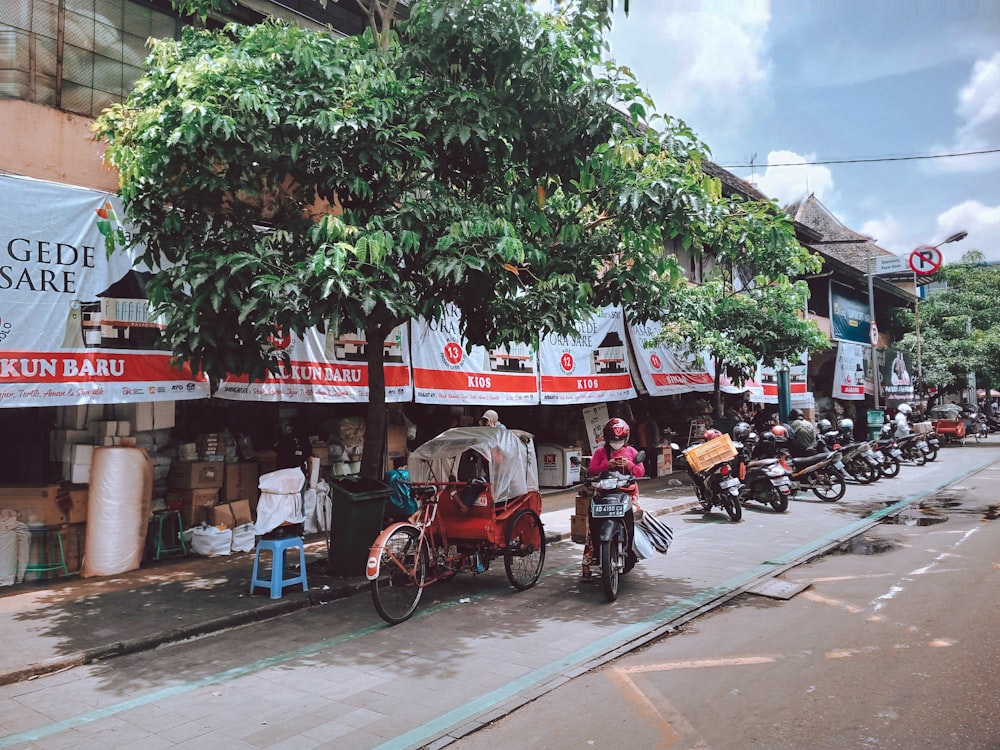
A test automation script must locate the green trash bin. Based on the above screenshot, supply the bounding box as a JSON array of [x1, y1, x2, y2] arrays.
[[867, 409, 885, 442], [328, 476, 391, 577]]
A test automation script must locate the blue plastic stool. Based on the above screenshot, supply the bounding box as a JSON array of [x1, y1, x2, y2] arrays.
[[250, 537, 308, 599]]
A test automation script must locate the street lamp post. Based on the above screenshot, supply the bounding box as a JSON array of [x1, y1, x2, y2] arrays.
[[914, 231, 967, 407]]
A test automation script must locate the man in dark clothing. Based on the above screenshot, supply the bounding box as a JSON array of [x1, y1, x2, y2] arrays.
[[275, 418, 313, 475], [787, 408, 818, 457]]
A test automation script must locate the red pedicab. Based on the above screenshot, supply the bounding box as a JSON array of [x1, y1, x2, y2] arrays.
[[365, 426, 546, 624], [929, 403, 966, 446]]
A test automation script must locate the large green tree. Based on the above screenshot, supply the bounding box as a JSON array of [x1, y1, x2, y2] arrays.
[[893, 250, 1000, 403], [95, 0, 803, 477], [651, 207, 828, 416]]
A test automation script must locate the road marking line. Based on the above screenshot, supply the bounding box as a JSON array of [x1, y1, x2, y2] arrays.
[[605, 667, 680, 747], [802, 590, 864, 614], [619, 655, 776, 674]]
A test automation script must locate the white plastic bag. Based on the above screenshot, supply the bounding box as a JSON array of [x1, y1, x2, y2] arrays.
[[191, 526, 233, 557], [231, 523, 256, 553], [632, 524, 655, 560], [255, 468, 306, 535]]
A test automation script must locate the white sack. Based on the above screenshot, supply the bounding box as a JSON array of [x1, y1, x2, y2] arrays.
[[231, 523, 256, 553], [0, 509, 30, 586], [191, 525, 233, 557], [82, 446, 152, 577], [255, 468, 306, 535]]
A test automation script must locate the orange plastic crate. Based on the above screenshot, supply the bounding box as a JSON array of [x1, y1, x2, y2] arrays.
[[684, 434, 737, 473]]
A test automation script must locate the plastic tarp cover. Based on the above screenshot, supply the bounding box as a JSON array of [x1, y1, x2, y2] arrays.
[[255, 468, 306, 535], [407, 427, 539, 504], [0, 509, 30, 586], [82, 447, 153, 577]]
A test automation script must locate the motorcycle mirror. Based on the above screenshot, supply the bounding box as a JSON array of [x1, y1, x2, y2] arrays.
[[634, 450, 646, 464]]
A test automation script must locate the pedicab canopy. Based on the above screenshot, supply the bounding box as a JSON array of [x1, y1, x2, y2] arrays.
[[407, 427, 539, 504]]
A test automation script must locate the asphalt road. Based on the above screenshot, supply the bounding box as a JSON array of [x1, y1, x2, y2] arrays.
[[0, 443, 996, 750]]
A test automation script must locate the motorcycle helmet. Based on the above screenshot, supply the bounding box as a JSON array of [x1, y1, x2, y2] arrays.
[[732, 422, 751, 441], [898, 403, 912, 415], [817, 418, 832, 433], [703, 428, 723, 441], [770, 424, 788, 439], [789, 408, 805, 421], [838, 418, 854, 433], [603, 418, 630, 449]]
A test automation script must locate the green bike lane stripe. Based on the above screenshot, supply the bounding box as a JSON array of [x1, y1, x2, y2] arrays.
[[1, 460, 990, 749]]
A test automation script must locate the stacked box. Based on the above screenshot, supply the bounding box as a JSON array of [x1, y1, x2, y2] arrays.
[[570, 514, 588, 544], [0, 486, 66, 526], [167, 461, 224, 489], [221, 462, 259, 503]]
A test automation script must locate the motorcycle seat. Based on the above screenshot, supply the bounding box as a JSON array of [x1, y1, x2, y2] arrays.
[[747, 458, 778, 469], [790, 452, 832, 469]]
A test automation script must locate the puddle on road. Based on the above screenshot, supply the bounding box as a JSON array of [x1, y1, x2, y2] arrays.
[[836, 535, 898, 555]]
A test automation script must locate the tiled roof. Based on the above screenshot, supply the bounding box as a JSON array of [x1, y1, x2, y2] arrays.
[[785, 193, 896, 272]]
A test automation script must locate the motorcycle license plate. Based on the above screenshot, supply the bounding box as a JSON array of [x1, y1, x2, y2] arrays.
[[591, 503, 626, 517], [835, 461, 846, 471], [890, 449, 903, 458], [772, 477, 791, 488], [719, 478, 740, 489], [917, 440, 927, 450]]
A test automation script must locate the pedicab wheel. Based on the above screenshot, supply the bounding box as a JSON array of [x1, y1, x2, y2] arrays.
[[504, 508, 546, 591], [371, 526, 428, 625], [880, 456, 901, 478], [599, 533, 623, 602], [812, 469, 846, 502], [723, 494, 743, 522]]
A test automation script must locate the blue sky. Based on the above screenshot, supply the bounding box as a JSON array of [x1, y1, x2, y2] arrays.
[[600, 0, 1000, 263]]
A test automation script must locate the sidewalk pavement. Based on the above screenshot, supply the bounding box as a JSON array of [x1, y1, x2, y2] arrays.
[[0, 474, 696, 687]]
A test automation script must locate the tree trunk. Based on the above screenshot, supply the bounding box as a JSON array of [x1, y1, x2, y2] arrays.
[[712, 360, 723, 418], [360, 321, 390, 481]]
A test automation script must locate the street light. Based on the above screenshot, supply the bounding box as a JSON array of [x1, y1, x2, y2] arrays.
[[914, 230, 968, 407]]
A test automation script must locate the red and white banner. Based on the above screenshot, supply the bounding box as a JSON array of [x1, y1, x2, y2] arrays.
[[538, 306, 636, 404], [833, 342, 867, 401], [214, 325, 412, 403], [0, 174, 209, 407], [626, 320, 714, 396], [410, 305, 538, 405]]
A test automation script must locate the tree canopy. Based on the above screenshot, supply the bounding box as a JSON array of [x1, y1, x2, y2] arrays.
[[95, 0, 818, 476], [893, 250, 1000, 401]]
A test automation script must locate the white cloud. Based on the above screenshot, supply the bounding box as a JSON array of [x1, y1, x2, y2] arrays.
[[933, 51, 1000, 173], [752, 150, 835, 207], [606, 2, 772, 138], [936, 201, 1000, 263], [859, 214, 908, 255]]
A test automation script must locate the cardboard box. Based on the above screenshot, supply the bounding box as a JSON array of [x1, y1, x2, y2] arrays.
[[0, 485, 66, 526], [153, 400, 175, 430], [655, 447, 673, 477], [574, 494, 590, 516], [570, 514, 589, 544], [168, 461, 224, 489], [66, 486, 89, 524], [166, 488, 220, 527], [62, 522, 86, 573], [386, 425, 407, 458], [208, 499, 253, 528], [221, 462, 259, 503]]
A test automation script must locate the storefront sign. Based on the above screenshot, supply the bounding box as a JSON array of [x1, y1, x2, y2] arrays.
[[409, 305, 538, 405], [215, 324, 412, 403], [743, 357, 809, 403], [830, 283, 872, 345], [0, 174, 209, 407], [537, 307, 636, 405]]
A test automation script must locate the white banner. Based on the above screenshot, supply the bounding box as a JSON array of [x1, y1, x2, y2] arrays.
[[833, 342, 867, 401], [0, 174, 209, 407], [214, 324, 412, 403], [538, 306, 636, 405], [627, 320, 715, 396], [410, 305, 538, 405]]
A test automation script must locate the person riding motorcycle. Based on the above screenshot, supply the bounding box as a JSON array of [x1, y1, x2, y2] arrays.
[[583, 418, 645, 580], [893, 403, 912, 439]]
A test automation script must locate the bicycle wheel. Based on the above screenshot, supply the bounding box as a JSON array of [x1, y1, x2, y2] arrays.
[[504, 508, 546, 591], [371, 526, 428, 625]]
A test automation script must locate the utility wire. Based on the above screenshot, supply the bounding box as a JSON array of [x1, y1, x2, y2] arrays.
[[718, 147, 1000, 169]]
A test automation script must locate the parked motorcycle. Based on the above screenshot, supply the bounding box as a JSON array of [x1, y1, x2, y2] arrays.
[[894, 430, 931, 466], [585, 450, 645, 602], [731, 425, 791, 513], [768, 429, 846, 502], [870, 433, 903, 478], [680, 434, 743, 522], [818, 431, 879, 484]]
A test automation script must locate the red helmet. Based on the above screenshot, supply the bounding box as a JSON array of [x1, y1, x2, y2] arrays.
[[770, 425, 788, 439], [603, 418, 631, 445], [703, 429, 723, 441]]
